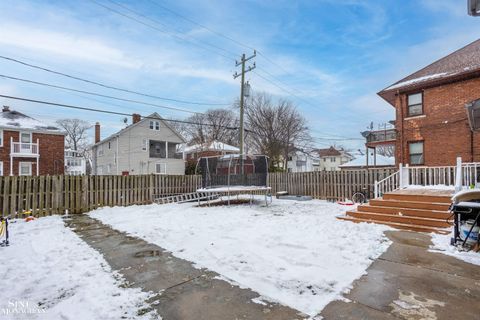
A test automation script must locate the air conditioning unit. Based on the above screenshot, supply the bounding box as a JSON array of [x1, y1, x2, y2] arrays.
[[468, 0, 480, 16], [466, 99, 480, 130]]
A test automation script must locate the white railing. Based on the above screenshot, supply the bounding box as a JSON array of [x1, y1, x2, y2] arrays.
[[11, 141, 39, 155], [374, 170, 399, 198], [460, 162, 480, 189], [407, 165, 457, 187]]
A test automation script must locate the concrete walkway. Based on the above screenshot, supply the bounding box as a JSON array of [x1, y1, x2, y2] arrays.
[[320, 231, 480, 320], [65, 215, 307, 320]]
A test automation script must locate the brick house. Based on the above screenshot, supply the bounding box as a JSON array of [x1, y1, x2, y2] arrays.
[[0, 106, 65, 176], [378, 39, 480, 166]]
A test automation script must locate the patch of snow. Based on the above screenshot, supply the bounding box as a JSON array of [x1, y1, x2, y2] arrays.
[[183, 140, 239, 154], [90, 199, 391, 316], [406, 185, 455, 191], [197, 186, 270, 192], [0, 216, 157, 319], [386, 72, 449, 90], [339, 154, 394, 168], [430, 232, 480, 266]]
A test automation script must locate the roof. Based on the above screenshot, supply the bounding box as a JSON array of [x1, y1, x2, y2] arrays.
[[378, 39, 480, 106], [339, 153, 395, 168], [92, 112, 186, 147], [0, 107, 63, 133], [316, 146, 342, 157], [183, 141, 239, 154]]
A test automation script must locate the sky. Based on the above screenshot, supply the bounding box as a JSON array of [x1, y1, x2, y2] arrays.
[[0, 0, 479, 152]]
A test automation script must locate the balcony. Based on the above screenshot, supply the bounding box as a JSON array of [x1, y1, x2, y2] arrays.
[[10, 140, 39, 157]]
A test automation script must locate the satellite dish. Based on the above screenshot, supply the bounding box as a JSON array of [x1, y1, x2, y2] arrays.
[[468, 0, 480, 16], [123, 117, 128, 124]]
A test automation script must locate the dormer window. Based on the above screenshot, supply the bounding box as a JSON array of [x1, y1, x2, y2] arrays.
[[407, 92, 423, 117]]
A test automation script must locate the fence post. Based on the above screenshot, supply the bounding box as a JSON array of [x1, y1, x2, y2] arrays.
[[455, 157, 462, 193]]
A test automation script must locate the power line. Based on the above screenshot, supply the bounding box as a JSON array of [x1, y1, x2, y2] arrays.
[[90, 0, 235, 61], [0, 55, 229, 106], [0, 94, 239, 130], [0, 74, 203, 114]]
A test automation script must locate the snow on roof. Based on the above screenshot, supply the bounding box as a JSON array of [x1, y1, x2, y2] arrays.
[[385, 72, 449, 90], [339, 153, 394, 168], [0, 107, 62, 133], [183, 141, 239, 153]]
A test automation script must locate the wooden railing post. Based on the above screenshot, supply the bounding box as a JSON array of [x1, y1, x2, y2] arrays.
[[455, 157, 463, 193]]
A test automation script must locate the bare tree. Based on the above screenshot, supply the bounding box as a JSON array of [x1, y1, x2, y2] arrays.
[[376, 144, 395, 157], [180, 108, 238, 146], [245, 92, 311, 170], [56, 119, 92, 151]]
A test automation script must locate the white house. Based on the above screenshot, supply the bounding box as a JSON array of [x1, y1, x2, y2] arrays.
[[64, 149, 86, 175], [316, 146, 354, 171], [91, 113, 186, 175], [287, 150, 320, 173]]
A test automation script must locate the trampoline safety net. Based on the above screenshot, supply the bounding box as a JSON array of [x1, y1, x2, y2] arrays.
[[196, 154, 269, 189]]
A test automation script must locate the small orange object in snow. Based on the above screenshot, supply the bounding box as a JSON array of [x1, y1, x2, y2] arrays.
[[25, 216, 35, 222]]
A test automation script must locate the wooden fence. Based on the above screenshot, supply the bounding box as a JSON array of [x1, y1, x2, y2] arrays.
[[268, 168, 396, 201], [0, 174, 201, 217], [0, 168, 395, 217]]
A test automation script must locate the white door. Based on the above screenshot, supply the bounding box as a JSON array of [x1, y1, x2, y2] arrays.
[[20, 132, 32, 153]]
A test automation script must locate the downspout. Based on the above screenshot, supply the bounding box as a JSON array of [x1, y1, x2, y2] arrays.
[[116, 135, 120, 175], [471, 128, 474, 162], [397, 90, 404, 166]]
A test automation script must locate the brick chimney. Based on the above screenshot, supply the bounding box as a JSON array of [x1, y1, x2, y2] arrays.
[[132, 113, 141, 124], [95, 122, 101, 143], [2, 106, 10, 112]]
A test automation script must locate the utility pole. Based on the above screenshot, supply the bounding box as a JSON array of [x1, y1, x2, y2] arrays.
[[233, 51, 256, 158]]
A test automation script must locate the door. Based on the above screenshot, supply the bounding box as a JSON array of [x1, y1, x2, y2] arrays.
[[20, 132, 32, 153]]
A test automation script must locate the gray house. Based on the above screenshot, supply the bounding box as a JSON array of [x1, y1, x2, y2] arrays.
[[91, 113, 185, 175]]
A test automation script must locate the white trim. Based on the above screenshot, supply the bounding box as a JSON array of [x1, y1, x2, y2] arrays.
[[0, 161, 3, 176], [20, 131, 32, 143], [404, 115, 426, 121], [0, 129, 3, 147], [19, 161, 32, 176], [155, 162, 167, 174]]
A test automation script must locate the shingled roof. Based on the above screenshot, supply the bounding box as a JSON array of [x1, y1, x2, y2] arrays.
[[316, 146, 341, 157], [378, 39, 480, 106]]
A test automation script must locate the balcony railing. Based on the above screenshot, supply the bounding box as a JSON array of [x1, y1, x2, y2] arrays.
[[11, 141, 39, 156]]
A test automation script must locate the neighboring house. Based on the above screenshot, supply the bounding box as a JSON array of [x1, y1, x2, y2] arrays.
[[339, 152, 395, 170], [315, 146, 354, 171], [0, 106, 65, 176], [91, 113, 186, 175], [64, 149, 86, 175], [286, 150, 320, 173], [183, 141, 239, 162], [378, 39, 480, 166]]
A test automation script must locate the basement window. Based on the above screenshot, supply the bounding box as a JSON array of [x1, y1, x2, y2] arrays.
[[407, 92, 423, 117], [409, 141, 424, 165]]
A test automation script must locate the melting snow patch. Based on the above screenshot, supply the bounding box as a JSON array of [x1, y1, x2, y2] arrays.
[[430, 232, 480, 266], [90, 199, 391, 316]]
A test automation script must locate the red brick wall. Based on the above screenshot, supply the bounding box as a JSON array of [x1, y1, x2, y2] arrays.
[[395, 77, 480, 166], [0, 130, 65, 176]]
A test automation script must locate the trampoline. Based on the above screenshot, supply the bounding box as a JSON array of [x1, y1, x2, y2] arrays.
[[196, 154, 271, 205]]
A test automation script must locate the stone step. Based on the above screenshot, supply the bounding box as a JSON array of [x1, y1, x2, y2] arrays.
[[358, 204, 451, 220], [338, 215, 451, 234], [383, 193, 452, 204], [369, 199, 450, 211], [346, 211, 452, 228]]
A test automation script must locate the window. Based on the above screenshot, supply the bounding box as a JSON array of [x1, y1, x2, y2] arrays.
[[407, 92, 423, 116], [0, 161, 3, 176], [19, 162, 32, 176], [155, 163, 166, 174], [149, 121, 160, 130], [409, 141, 424, 165], [97, 145, 104, 157], [149, 140, 166, 158], [142, 139, 148, 151], [323, 158, 326, 162], [167, 142, 182, 159], [20, 132, 31, 143], [108, 141, 111, 149], [330, 157, 336, 162]]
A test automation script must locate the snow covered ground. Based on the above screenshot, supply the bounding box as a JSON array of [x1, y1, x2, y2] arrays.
[[90, 199, 391, 316], [430, 232, 480, 266], [0, 216, 157, 320]]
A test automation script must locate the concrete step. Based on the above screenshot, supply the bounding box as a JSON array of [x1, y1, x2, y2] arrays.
[[338, 215, 451, 234], [369, 199, 450, 211], [346, 211, 452, 228], [358, 204, 451, 220], [383, 193, 452, 204]]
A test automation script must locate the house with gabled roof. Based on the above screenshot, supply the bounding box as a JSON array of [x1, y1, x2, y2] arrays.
[[378, 39, 480, 166], [0, 106, 65, 176], [315, 146, 353, 171], [91, 113, 186, 175]]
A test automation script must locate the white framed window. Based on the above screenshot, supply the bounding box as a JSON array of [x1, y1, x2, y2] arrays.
[[407, 92, 423, 117], [19, 162, 32, 176], [142, 139, 148, 151], [20, 131, 32, 143], [0, 161, 3, 176], [149, 121, 160, 131], [0, 130, 3, 147], [155, 163, 166, 174]]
